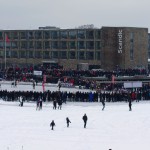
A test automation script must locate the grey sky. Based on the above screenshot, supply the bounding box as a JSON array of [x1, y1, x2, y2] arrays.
[[0, 0, 150, 30]]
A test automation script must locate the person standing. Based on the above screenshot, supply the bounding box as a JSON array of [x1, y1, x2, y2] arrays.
[[101, 98, 105, 111], [53, 99, 57, 109], [128, 92, 132, 111], [66, 117, 71, 127], [19, 96, 23, 107], [82, 114, 88, 128], [39, 98, 43, 110], [50, 120, 55, 130]]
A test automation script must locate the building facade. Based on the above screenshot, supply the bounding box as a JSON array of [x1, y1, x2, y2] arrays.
[[0, 26, 148, 70]]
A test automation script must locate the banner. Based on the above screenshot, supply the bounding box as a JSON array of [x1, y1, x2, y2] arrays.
[[124, 82, 142, 88], [33, 71, 42, 76], [61, 82, 74, 88]]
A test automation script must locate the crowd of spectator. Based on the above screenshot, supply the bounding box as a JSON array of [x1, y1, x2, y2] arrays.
[[0, 65, 148, 92], [1, 84, 150, 103]]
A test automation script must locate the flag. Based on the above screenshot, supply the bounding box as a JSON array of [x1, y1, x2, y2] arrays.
[[42, 81, 45, 92], [5, 34, 10, 43], [112, 75, 115, 84]]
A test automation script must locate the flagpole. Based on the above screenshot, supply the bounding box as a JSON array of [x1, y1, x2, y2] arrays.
[[4, 33, 6, 70]]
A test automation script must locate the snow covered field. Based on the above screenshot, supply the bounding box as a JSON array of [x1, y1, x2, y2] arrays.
[[0, 83, 150, 150]]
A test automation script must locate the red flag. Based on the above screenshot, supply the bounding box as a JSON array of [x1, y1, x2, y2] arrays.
[[112, 75, 115, 84], [5, 34, 10, 43]]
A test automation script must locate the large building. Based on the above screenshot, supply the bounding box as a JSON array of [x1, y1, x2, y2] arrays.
[[0, 26, 148, 70]]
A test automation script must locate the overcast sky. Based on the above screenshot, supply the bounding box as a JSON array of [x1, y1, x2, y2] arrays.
[[0, 0, 150, 30]]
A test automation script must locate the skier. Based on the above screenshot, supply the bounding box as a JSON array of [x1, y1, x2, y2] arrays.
[[50, 120, 55, 130], [66, 117, 71, 127], [82, 114, 88, 128]]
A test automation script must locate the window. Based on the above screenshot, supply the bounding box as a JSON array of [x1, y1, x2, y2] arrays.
[[130, 38, 134, 60], [86, 51, 94, 60], [96, 52, 101, 60], [6, 50, 11, 58], [69, 31, 76, 39], [44, 31, 50, 39], [35, 31, 42, 39], [69, 41, 76, 49], [78, 51, 85, 60], [43, 51, 50, 59], [11, 51, 18, 58], [0, 50, 3, 58], [35, 51, 42, 58], [69, 51, 76, 59], [44, 41, 50, 49], [78, 30, 85, 39], [60, 51, 67, 59], [148, 51, 150, 59], [0, 32, 3, 40], [11, 32, 18, 40], [86, 30, 94, 39], [130, 49, 134, 60], [60, 31, 68, 39], [29, 41, 34, 49], [28, 31, 34, 39], [95, 41, 101, 49], [51, 41, 59, 49], [86, 41, 94, 49], [95, 30, 101, 39], [78, 41, 85, 49], [20, 32, 26, 39], [52, 51, 59, 59], [0, 41, 4, 48], [20, 51, 26, 58], [11, 41, 18, 49], [29, 51, 34, 58], [60, 41, 67, 49], [51, 31, 59, 39], [21, 41, 27, 49], [35, 41, 42, 49]]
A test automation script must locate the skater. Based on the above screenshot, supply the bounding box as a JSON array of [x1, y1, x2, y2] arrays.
[[53, 99, 57, 109], [66, 117, 71, 127], [19, 96, 23, 107], [101, 98, 105, 111], [36, 99, 40, 110], [82, 114, 88, 128], [33, 80, 35, 89], [14, 80, 17, 87], [50, 120, 55, 130], [58, 99, 62, 110], [128, 92, 132, 111], [58, 79, 61, 91], [39, 98, 43, 110]]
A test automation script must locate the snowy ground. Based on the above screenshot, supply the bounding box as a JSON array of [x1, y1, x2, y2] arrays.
[[0, 83, 150, 150]]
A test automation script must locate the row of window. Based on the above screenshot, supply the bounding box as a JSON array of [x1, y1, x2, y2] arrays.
[[0, 30, 101, 40], [0, 41, 101, 50], [0, 50, 101, 60]]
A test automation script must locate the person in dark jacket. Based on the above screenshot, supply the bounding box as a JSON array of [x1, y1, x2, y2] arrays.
[[128, 92, 132, 111], [53, 99, 57, 109], [82, 114, 88, 128], [66, 117, 71, 127], [50, 120, 55, 130], [101, 98, 105, 111]]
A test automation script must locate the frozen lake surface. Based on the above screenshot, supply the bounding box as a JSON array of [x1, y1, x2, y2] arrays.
[[0, 83, 150, 150]]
